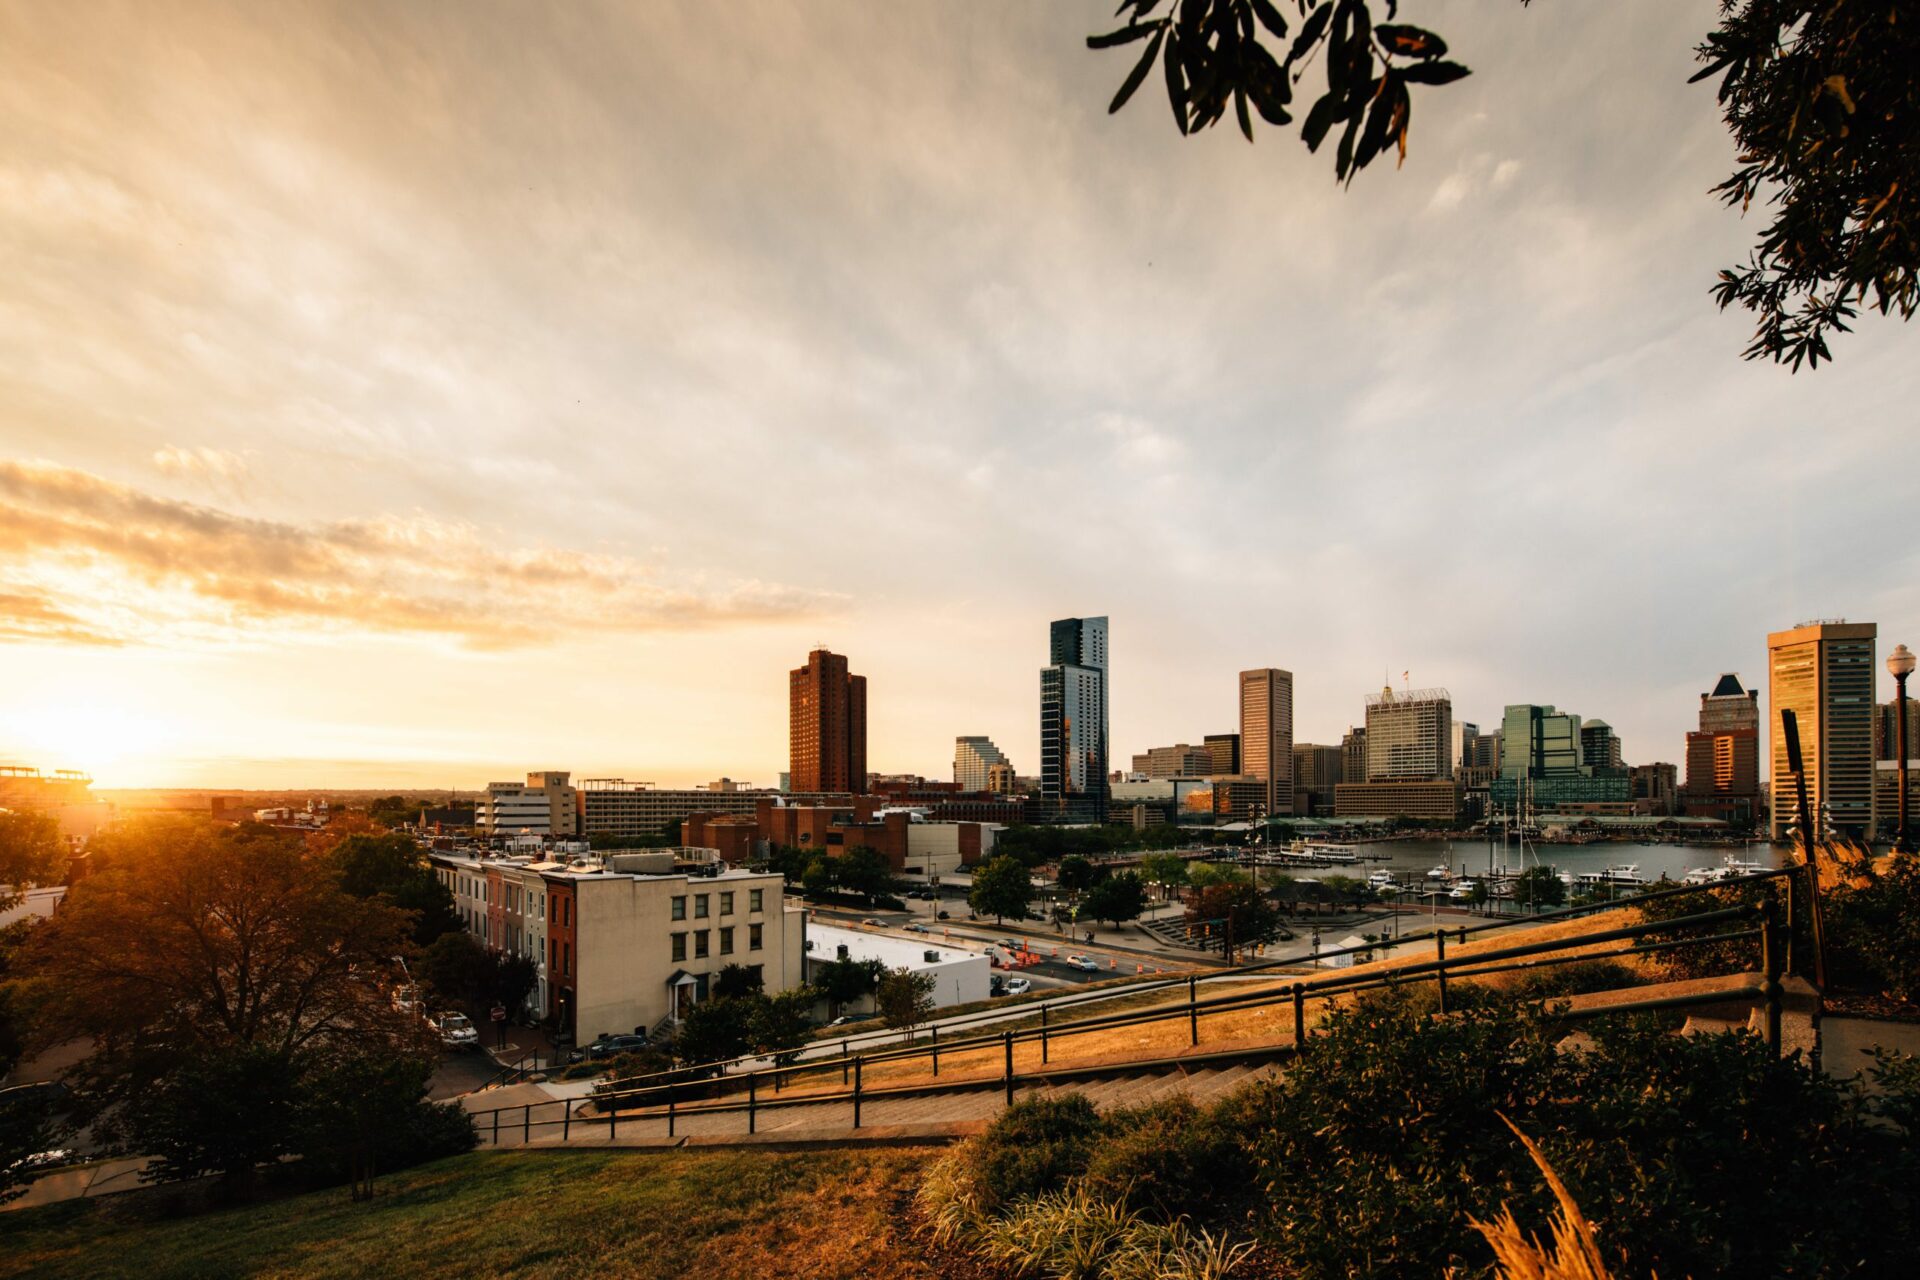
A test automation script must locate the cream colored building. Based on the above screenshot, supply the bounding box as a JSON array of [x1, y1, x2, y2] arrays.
[[477, 771, 579, 837]]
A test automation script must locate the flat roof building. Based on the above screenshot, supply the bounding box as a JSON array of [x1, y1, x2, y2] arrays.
[[1769, 620, 1877, 839]]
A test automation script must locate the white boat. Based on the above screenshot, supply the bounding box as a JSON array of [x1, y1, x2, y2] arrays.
[[1684, 851, 1768, 884], [1449, 880, 1482, 902], [1425, 863, 1455, 882], [1367, 870, 1397, 889], [1575, 864, 1646, 889]]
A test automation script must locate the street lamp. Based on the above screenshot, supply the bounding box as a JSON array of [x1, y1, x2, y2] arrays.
[[1890, 643, 1916, 853]]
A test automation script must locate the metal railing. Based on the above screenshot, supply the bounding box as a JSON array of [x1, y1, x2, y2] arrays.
[[467, 867, 1800, 1147]]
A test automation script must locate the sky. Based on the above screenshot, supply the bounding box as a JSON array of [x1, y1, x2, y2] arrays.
[[3, 1, 1917, 790]]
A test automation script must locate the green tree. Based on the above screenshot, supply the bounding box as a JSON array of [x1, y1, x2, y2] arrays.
[[1512, 866, 1565, 912], [1089, 0, 1920, 369], [1082, 871, 1150, 927], [969, 855, 1034, 924], [875, 967, 937, 1033], [801, 856, 835, 896], [837, 845, 897, 905], [419, 930, 491, 1008], [1139, 852, 1190, 899], [812, 956, 884, 1017], [712, 962, 765, 1000], [0, 810, 64, 911], [1188, 861, 1250, 890], [1185, 881, 1281, 963], [746, 988, 817, 1065], [1057, 854, 1097, 893], [324, 831, 462, 946], [293, 1045, 472, 1202], [673, 997, 753, 1065]]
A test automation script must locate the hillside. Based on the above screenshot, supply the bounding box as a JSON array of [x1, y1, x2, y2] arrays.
[[0, 1147, 954, 1280]]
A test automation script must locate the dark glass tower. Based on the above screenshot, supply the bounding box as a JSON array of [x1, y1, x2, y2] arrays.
[[1041, 616, 1108, 823]]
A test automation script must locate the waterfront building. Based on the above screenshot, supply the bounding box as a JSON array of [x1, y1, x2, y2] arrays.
[[1291, 743, 1344, 816], [1580, 721, 1625, 773], [1630, 762, 1678, 815], [791, 648, 867, 794], [1341, 726, 1368, 785], [1768, 620, 1877, 839], [953, 735, 1010, 791], [1365, 686, 1452, 781], [1493, 705, 1631, 812], [1203, 732, 1241, 775], [1041, 617, 1109, 822], [1333, 779, 1462, 821], [1130, 743, 1215, 779], [1240, 667, 1295, 816], [1682, 674, 1761, 827]]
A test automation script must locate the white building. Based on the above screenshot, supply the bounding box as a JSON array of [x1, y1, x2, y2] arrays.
[[1366, 686, 1453, 782], [954, 736, 1011, 791], [477, 771, 579, 837], [804, 921, 992, 1011]]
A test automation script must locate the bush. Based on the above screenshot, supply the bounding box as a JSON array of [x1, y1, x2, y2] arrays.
[[964, 1093, 1103, 1214], [1078, 1095, 1252, 1223], [1505, 959, 1647, 1002], [1825, 850, 1920, 1001]]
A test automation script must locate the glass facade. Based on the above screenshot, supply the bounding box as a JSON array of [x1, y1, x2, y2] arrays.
[[1041, 616, 1108, 822]]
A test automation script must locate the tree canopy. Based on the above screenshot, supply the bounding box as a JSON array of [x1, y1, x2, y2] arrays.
[[1090, 0, 1919, 369], [970, 855, 1035, 924]]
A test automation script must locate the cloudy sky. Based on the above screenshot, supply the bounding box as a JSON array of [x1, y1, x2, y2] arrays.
[[3, 1, 1916, 789]]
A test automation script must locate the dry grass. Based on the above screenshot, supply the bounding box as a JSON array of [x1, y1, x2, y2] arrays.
[[1470, 1115, 1622, 1280]]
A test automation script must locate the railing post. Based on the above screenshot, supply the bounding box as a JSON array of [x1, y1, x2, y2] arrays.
[[1762, 902, 1783, 1056], [853, 1057, 863, 1129], [563, 1099, 571, 1142], [668, 1091, 675, 1138], [748, 1071, 757, 1134], [1435, 929, 1449, 1015], [1041, 1004, 1050, 1064], [842, 1039, 850, 1085], [610, 1102, 617, 1141], [931, 1024, 939, 1077], [1188, 975, 1199, 1046], [524, 1104, 530, 1144], [1003, 1030, 1015, 1107], [1292, 983, 1306, 1052], [1782, 873, 1797, 978]]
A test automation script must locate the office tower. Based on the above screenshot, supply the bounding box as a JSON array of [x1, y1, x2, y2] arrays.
[[1130, 743, 1214, 778], [1203, 732, 1241, 775], [953, 736, 1009, 791], [1875, 700, 1920, 761], [986, 762, 1018, 795], [790, 648, 867, 794], [1768, 620, 1877, 839], [1449, 720, 1480, 778], [1292, 743, 1344, 815], [1341, 726, 1368, 783], [1682, 674, 1761, 826], [1580, 720, 1625, 773], [1493, 704, 1630, 812], [1041, 616, 1109, 822], [1239, 668, 1294, 816], [1365, 686, 1452, 781]]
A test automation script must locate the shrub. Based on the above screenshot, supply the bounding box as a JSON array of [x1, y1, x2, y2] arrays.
[[1079, 1095, 1253, 1223], [1825, 850, 1920, 1001], [964, 1093, 1103, 1214], [1506, 959, 1647, 1002]]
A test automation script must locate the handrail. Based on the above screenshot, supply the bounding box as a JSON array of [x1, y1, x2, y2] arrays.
[[554, 897, 1773, 1118], [583, 865, 1805, 1094]]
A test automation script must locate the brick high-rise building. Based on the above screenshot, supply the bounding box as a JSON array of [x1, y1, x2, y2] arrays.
[[790, 648, 867, 794], [1240, 667, 1294, 816], [1769, 621, 1877, 839], [1682, 673, 1761, 827]]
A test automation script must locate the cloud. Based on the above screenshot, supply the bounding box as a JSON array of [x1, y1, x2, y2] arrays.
[[152, 444, 252, 491], [0, 461, 836, 649]]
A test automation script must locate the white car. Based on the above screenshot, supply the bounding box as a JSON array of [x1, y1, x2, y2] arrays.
[[1064, 954, 1099, 973], [1004, 977, 1032, 996], [432, 1011, 479, 1050]]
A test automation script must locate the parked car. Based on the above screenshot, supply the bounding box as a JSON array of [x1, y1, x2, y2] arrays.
[[1064, 955, 1099, 973], [432, 1011, 479, 1050], [826, 1014, 860, 1028], [860, 917, 882, 927], [902, 923, 928, 934], [582, 1033, 651, 1061], [1003, 977, 1032, 996]]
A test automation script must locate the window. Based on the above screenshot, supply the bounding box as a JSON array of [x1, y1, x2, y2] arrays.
[[749, 888, 764, 912], [671, 896, 686, 921], [563, 941, 571, 976], [694, 895, 710, 919], [749, 923, 763, 951], [720, 891, 734, 915], [719, 927, 734, 955], [671, 933, 686, 962], [694, 930, 710, 959]]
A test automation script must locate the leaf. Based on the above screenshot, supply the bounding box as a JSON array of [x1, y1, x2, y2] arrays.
[[1163, 29, 1189, 134], [1107, 26, 1167, 114], [1087, 21, 1164, 50], [1250, 0, 1290, 40], [1400, 60, 1471, 86], [1236, 85, 1254, 141], [1287, 2, 1333, 66], [1302, 91, 1340, 151], [1375, 23, 1447, 59]]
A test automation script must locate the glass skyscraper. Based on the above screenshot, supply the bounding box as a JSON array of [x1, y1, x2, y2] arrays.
[[1041, 616, 1108, 823]]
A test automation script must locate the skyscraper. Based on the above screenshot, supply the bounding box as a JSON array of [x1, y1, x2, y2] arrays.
[[1365, 686, 1452, 781], [1239, 668, 1294, 816], [1202, 732, 1241, 775], [1341, 726, 1368, 783], [1768, 620, 1877, 839], [1580, 720, 1625, 773], [1041, 617, 1108, 822], [953, 736, 1010, 792], [790, 648, 867, 794], [1682, 673, 1760, 826]]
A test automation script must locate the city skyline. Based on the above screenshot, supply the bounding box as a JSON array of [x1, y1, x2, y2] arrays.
[[4, 2, 1918, 790]]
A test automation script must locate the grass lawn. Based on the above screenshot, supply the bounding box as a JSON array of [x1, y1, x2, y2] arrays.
[[0, 1146, 952, 1280]]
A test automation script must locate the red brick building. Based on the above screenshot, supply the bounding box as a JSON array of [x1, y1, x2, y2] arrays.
[[790, 648, 867, 794]]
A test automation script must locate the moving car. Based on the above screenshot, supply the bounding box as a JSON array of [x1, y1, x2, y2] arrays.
[[902, 923, 928, 934], [432, 1011, 479, 1050], [1003, 977, 1032, 996], [1064, 954, 1099, 973]]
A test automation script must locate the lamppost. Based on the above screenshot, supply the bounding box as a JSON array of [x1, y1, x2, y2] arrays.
[[1891, 643, 1915, 853]]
